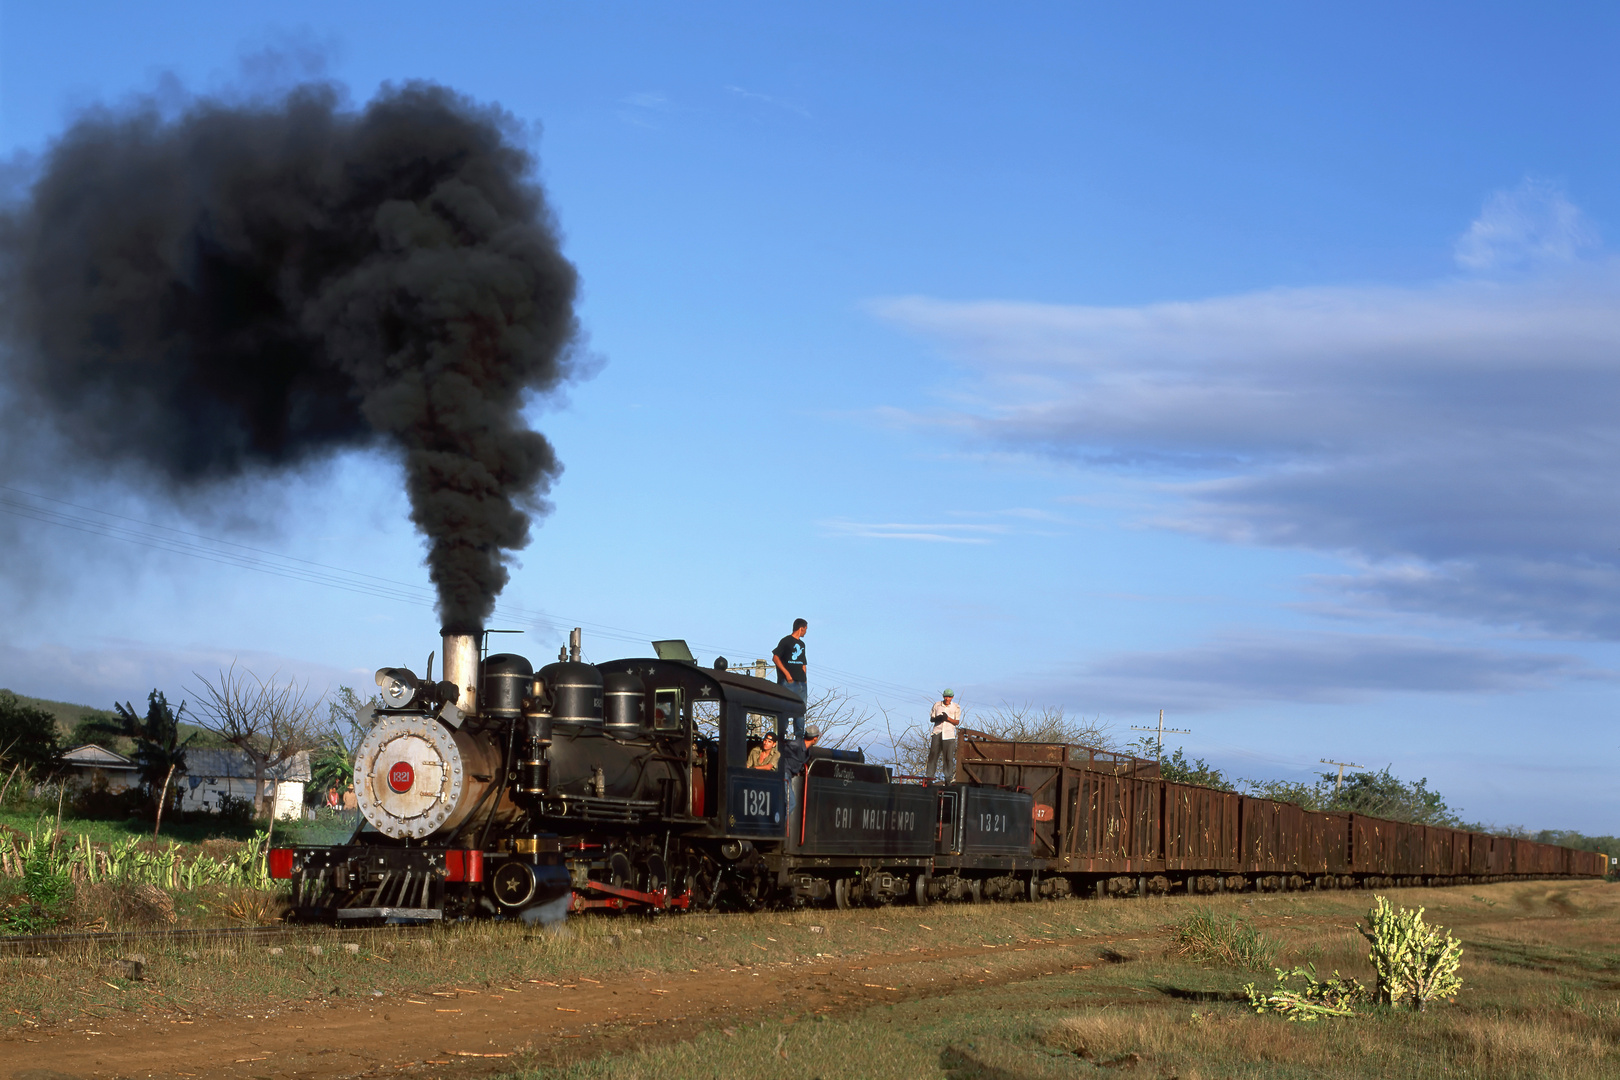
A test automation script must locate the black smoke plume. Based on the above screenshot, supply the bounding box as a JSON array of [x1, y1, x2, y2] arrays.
[[0, 81, 580, 631]]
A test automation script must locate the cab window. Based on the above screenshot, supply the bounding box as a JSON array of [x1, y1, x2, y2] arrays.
[[654, 689, 684, 731], [745, 712, 780, 741], [690, 699, 721, 740]]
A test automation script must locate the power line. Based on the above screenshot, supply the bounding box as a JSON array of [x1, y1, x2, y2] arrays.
[[1130, 708, 1191, 757], [0, 483, 938, 704]]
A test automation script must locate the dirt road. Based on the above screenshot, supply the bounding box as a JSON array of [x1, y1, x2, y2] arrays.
[[0, 933, 1122, 1080]]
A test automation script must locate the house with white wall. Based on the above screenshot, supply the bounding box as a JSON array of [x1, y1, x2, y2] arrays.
[[178, 749, 310, 819]]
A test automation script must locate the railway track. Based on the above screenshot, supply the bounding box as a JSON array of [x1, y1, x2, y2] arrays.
[[0, 921, 429, 958]]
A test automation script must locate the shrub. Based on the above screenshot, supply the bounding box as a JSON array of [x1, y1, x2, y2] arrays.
[[69, 775, 149, 820], [0, 828, 74, 933], [1171, 909, 1281, 970], [214, 793, 256, 826]]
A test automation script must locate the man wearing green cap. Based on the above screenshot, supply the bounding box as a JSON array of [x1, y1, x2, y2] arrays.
[[924, 689, 961, 783]]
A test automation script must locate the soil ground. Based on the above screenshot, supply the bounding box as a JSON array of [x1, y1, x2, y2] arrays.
[[1, 879, 1615, 1080]]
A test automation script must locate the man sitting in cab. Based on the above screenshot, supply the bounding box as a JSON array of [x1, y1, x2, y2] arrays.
[[746, 731, 780, 771]]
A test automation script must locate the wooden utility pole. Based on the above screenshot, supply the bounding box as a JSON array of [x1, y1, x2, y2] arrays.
[[1131, 709, 1192, 756], [1320, 758, 1362, 796], [153, 762, 177, 840], [51, 780, 66, 855]]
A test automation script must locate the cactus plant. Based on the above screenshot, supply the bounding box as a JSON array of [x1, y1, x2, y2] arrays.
[[1244, 964, 1369, 1021], [1359, 895, 1463, 1011]]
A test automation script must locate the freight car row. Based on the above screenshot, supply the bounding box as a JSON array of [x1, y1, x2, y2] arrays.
[[945, 733, 1607, 897], [749, 732, 1602, 911]]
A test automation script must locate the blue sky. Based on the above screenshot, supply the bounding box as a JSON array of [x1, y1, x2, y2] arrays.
[[1, 2, 1617, 830]]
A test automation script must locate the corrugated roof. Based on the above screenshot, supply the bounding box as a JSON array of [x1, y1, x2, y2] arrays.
[[182, 749, 312, 782]]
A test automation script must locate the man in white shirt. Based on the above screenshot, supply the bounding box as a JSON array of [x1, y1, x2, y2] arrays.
[[924, 689, 961, 783]]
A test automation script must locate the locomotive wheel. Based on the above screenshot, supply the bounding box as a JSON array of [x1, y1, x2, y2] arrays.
[[734, 869, 767, 911], [1027, 872, 1041, 902], [834, 877, 852, 910], [914, 875, 931, 906], [967, 878, 983, 904]]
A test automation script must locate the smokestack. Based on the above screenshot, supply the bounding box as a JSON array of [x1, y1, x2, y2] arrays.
[[0, 80, 581, 628], [441, 629, 481, 715]]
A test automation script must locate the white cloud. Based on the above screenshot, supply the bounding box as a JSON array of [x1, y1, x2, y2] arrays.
[[873, 234, 1620, 636], [1455, 178, 1598, 271]]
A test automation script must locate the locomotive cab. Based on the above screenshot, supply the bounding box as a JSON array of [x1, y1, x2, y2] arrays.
[[591, 656, 807, 843]]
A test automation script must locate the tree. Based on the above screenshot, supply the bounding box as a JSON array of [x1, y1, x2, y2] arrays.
[[1126, 737, 1235, 792], [79, 690, 196, 805], [1237, 766, 1460, 826], [190, 665, 324, 818], [1241, 778, 1323, 809], [70, 714, 128, 754], [0, 691, 62, 775], [1328, 767, 1457, 826], [309, 686, 375, 800]]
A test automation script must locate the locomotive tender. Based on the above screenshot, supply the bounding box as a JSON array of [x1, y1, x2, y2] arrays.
[[271, 629, 1606, 923]]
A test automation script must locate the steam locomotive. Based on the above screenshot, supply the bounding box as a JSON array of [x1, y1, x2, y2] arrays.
[[270, 629, 1606, 925]]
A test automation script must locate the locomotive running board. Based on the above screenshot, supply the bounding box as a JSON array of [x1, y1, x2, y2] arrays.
[[335, 907, 444, 921]]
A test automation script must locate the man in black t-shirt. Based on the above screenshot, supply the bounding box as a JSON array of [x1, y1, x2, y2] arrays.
[[773, 618, 808, 701]]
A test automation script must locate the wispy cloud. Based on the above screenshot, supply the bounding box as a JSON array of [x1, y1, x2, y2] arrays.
[[820, 519, 1005, 544], [1455, 178, 1598, 272], [1066, 631, 1604, 713], [872, 191, 1620, 638], [617, 91, 674, 127], [622, 91, 672, 111], [724, 84, 811, 118], [0, 636, 356, 710]]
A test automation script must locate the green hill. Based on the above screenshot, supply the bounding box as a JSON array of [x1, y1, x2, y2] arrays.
[[2, 690, 118, 743], [0, 689, 225, 753]]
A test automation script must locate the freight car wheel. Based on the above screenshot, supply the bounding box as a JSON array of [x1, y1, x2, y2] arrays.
[[834, 877, 852, 910]]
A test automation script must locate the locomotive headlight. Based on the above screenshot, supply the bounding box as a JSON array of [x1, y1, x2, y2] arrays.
[[374, 666, 419, 707]]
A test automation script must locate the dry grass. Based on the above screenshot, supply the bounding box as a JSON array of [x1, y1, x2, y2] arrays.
[[0, 894, 1182, 1032], [9, 876, 1620, 1079], [515, 880, 1620, 1080]]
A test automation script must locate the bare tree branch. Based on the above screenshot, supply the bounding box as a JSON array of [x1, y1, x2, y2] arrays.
[[969, 701, 1115, 750], [802, 686, 875, 751], [190, 663, 325, 818]]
